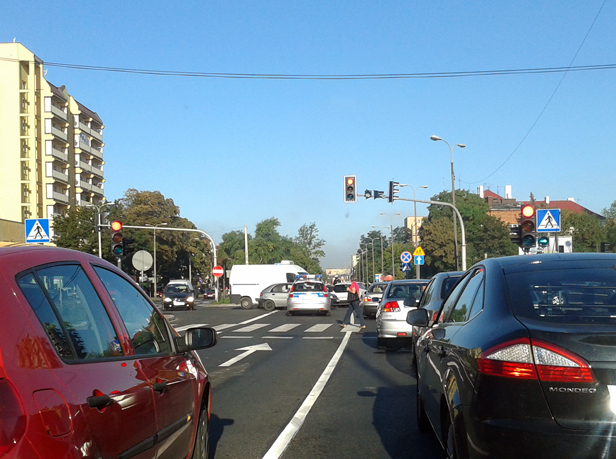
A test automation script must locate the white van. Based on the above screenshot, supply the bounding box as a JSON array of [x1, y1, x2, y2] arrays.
[[229, 261, 307, 309]]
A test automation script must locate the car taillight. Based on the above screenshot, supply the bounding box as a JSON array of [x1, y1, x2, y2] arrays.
[[0, 379, 27, 457], [383, 301, 400, 312], [365, 298, 372, 302], [477, 338, 595, 383]]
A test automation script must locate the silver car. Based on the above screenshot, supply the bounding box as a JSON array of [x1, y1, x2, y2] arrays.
[[259, 282, 292, 311], [287, 279, 331, 316], [361, 282, 390, 318], [376, 279, 429, 350]]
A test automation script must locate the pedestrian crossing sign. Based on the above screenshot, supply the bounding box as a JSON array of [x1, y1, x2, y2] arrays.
[[25, 219, 50, 243], [536, 209, 560, 233]]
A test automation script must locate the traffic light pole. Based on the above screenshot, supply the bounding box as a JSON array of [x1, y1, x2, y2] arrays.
[[394, 197, 467, 271], [101, 224, 219, 302]]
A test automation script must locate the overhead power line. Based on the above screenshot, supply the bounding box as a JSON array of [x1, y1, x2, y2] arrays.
[[0, 56, 614, 80]]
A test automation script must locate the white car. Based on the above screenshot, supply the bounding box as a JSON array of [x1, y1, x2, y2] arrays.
[[331, 282, 366, 306]]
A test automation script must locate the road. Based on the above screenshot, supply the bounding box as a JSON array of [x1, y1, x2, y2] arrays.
[[164, 300, 444, 459]]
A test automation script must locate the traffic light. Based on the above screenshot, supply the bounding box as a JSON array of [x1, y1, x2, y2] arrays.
[[509, 224, 521, 245], [344, 175, 357, 203], [520, 205, 536, 251], [122, 237, 135, 257], [388, 181, 399, 203], [538, 235, 549, 248], [601, 242, 612, 253], [110, 220, 123, 257]]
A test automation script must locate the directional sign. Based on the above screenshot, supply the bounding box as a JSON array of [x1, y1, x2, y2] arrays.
[[537, 209, 561, 232], [25, 218, 50, 243], [212, 266, 224, 277], [413, 246, 425, 256], [401, 262, 412, 272], [400, 251, 412, 263], [219, 343, 272, 367], [414, 255, 424, 265]]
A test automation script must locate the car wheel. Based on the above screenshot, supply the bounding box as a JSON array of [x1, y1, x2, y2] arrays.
[[191, 404, 209, 459], [286, 311, 294, 316], [263, 300, 276, 311], [324, 311, 331, 316], [240, 297, 253, 309], [416, 385, 430, 433]]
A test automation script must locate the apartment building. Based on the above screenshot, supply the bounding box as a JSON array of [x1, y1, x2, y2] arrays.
[[0, 42, 105, 243]]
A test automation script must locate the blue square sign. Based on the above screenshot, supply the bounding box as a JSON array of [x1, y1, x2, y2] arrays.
[[25, 218, 50, 243]]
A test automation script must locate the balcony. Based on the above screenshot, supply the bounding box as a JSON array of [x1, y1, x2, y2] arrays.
[[53, 191, 69, 204], [51, 169, 69, 184], [51, 126, 68, 142], [51, 104, 68, 122], [91, 183, 104, 195], [91, 165, 104, 178], [50, 147, 68, 163], [91, 128, 103, 142], [77, 160, 92, 174], [78, 121, 91, 136], [78, 181, 93, 192]]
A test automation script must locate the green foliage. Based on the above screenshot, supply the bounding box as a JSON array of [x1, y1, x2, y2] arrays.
[[560, 209, 606, 252], [51, 206, 101, 255], [602, 201, 616, 220]]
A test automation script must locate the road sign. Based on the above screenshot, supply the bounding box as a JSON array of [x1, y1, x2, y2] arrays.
[[212, 266, 224, 277], [401, 263, 412, 272], [413, 246, 425, 256], [400, 251, 412, 263], [132, 250, 153, 271], [414, 255, 424, 265], [537, 209, 560, 232], [25, 219, 50, 243]]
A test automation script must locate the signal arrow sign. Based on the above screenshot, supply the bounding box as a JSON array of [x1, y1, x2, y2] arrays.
[[219, 343, 272, 367]]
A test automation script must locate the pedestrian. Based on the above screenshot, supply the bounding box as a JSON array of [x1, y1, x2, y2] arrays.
[[341, 280, 366, 329]]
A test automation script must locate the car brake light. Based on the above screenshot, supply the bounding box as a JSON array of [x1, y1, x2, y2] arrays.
[[431, 311, 438, 322], [477, 338, 595, 383], [0, 379, 27, 457], [365, 298, 371, 302], [383, 301, 400, 312]]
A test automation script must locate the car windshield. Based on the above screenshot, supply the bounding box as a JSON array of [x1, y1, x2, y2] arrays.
[[506, 267, 616, 325], [165, 284, 189, 293], [294, 282, 324, 292], [386, 284, 425, 300]]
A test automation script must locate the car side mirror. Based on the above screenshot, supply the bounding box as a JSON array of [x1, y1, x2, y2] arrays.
[[176, 327, 217, 352], [403, 297, 420, 307], [406, 308, 429, 326]]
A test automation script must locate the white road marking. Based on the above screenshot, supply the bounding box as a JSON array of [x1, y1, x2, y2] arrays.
[[239, 310, 278, 325], [262, 336, 293, 339], [173, 324, 208, 333], [302, 337, 334, 340], [305, 324, 333, 333], [268, 324, 301, 333], [234, 324, 269, 333], [219, 343, 272, 367], [222, 336, 253, 339], [213, 324, 238, 332], [262, 330, 353, 459]]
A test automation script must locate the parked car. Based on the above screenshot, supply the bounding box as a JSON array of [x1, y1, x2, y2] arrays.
[[376, 279, 429, 350], [332, 281, 367, 306], [162, 282, 196, 310], [408, 253, 616, 458], [287, 276, 331, 316], [361, 281, 390, 318], [0, 245, 217, 459], [204, 288, 216, 299], [259, 282, 292, 311], [411, 271, 464, 358]]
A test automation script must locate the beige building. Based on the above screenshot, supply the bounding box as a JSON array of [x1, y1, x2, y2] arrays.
[[404, 215, 425, 244], [0, 42, 105, 243]]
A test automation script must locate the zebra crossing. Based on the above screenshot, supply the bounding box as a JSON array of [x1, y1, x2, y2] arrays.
[[173, 322, 362, 337]]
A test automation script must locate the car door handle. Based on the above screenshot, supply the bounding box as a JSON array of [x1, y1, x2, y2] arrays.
[[87, 394, 113, 408], [153, 382, 167, 393]]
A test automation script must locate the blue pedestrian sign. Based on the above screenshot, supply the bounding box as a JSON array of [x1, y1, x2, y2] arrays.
[[401, 251, 412, 263], [401, 262, 412, 272], [414, 255, 424, 265], [25, 218, 50, 243], [536, 209, 560, 233]]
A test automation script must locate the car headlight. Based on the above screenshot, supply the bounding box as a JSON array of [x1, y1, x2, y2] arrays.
[[164, 297, 172, 302], [187, 296, 194, 302]]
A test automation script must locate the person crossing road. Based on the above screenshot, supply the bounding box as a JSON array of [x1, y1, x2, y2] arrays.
[[340, 280, 366, 329]]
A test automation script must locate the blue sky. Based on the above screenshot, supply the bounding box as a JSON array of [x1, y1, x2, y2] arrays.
[[3, 1, 615, 269]]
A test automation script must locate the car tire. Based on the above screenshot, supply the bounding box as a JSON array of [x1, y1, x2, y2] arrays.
[[286, 311, 294, 316], [240, 297, 253, 309], [191, 404, 209, 459], [263, 300, 276, 311], [416, 385, 430, 433], [324, 311, 331, 316]]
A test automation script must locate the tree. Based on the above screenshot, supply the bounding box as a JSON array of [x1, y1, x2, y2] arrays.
[[294, 223, 325, 274], [602, 201, 616, 220], [52, 206, 102, 256], [560, 210, 606, 252]]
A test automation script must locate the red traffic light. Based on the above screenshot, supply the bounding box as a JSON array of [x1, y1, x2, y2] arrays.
[[111, 221, 123, 231], [521, 205, 535, 218]]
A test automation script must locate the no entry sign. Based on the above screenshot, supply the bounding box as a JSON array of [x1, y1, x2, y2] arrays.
[[212, 266, 224, 277]]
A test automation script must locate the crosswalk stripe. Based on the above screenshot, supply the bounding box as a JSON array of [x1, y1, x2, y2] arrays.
[[213, 324, 238, 332], [305, 324, 333, 333], [233, 324, 269, 333], [268, 324, 301, 333], [173, 323, 208, 333]]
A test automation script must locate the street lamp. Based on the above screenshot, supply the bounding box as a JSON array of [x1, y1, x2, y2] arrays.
[[400, 185, 428, 245], [365, 238, 377, 283], [146, 223, 167, 298], [430, 135, 466, 270], [371, 227, 386, 275], [380, 213, 401, 279]]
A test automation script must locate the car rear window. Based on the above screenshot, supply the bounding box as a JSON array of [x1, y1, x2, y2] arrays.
[[506, 267, 616, 325], [333, 284, 348, 293], [386, 283, 426, 300], [440, 276, 462, 299], [369, 284, 387, 293], [294, 282, 324, 292]]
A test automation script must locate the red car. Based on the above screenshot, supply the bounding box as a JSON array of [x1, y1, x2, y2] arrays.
[[0, 246, 217, 459]]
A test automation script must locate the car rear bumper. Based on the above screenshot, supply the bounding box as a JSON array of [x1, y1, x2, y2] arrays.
[[376, 319, 413, 339]]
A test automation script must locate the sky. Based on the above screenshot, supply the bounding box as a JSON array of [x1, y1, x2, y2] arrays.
[[2, 0, 615, 270]]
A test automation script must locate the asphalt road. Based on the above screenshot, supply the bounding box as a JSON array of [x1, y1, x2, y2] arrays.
[[164, 300, 444, 459]]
